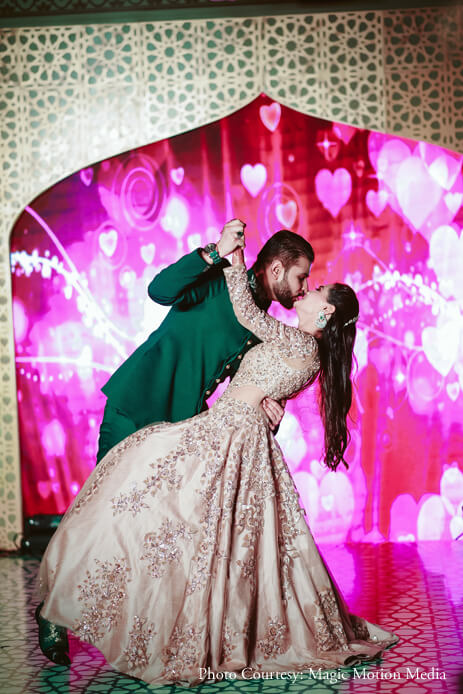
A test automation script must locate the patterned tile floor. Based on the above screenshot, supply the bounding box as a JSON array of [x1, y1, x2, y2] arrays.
[[1, 542, 462, 694]]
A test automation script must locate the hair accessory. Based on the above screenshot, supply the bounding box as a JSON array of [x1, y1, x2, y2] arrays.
[[315, 311, 328, 329], [344, 315, 359, 328]]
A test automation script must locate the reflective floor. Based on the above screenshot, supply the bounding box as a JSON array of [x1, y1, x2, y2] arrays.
[[1, 542, 462, 694]]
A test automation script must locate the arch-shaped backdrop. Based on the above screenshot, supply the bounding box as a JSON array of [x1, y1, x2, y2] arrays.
[[1, 7, 462, 549]]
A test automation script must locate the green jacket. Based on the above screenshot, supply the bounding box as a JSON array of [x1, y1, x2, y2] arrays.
[[101, 249, 261, 429]]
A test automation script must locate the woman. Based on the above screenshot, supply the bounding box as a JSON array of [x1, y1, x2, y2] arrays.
[[37, 244, 398, 685]]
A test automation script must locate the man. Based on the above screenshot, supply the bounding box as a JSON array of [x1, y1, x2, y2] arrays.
[[37, 219, 314, 665], [97, 219, 314, 461]]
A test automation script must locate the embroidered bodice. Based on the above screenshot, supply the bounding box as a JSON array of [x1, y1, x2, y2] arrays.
[[223, 265, 319, 401]]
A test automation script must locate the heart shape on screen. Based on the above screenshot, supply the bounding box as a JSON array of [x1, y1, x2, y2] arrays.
[[140, 243, 155, 265], [396, 157, 443, 230], [260, 102, 281, 132], [99, 228, 118, 257], [240, 163, 267, 198], [422, 323, 459, 377], [429, 225, 463, 301], [366, 189, 388, 217], [315, 168, 352, 218], [276, 200, 297, 228], [170, 167, 184, 186]]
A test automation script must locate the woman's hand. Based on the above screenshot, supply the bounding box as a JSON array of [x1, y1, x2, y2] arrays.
[[232, 247, 245, 266], [261, 398, 286, 431]]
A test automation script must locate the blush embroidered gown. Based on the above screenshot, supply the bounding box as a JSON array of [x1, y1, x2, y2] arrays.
[[38, 264, 398, 685]]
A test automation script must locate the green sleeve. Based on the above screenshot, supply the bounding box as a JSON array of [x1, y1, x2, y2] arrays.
[[148, 249, 229, 307]]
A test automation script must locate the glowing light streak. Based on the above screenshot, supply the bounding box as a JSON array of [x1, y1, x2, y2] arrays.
[[10, 250, 131, 360], [15, 355, 115, 374], [362, 325, 422, 352], [22, 207, 136, 345]]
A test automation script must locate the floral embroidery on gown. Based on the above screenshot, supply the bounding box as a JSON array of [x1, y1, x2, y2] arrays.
[[38, 264, 399, 686]]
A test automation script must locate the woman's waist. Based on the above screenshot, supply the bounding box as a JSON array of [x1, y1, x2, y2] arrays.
[[224, 384, 265, 407], [211, 388, 269, 426]]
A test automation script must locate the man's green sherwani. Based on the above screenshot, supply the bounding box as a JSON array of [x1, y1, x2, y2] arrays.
[[100, 249, 261, 448]]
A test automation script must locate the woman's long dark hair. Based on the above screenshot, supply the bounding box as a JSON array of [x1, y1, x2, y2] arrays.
[[317, 283, 359, 471]]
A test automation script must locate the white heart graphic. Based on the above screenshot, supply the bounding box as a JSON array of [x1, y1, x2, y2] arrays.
[[99, 229, 118, 257], [444, 192, 463, 216], [427, 153, 462, 190], [446, 382, 460, 401], [396, 157, 442, 230], [160, 197, 189, 238], [240, 163, 267, 198], [422, 323, 459, 376], [320, 494, 334, 512], [428, 225, 463, 301], [140, 243, 155, 265], [79, 167, 93, 187], [170, 167, 184, 186], [309, 460, 325, 481], [428, 155, 449, 189], [260, 102, 281, 132], [276, 200, 297, 228]]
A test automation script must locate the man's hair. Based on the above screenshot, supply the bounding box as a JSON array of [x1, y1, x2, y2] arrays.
[[253, 230, 314, 272]]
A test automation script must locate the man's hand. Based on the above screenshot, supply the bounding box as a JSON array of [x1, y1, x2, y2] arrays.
[[261, 397, 286, 432], [216, 219, 246, 258]]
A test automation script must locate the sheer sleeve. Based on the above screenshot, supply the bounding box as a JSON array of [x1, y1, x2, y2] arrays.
[[223, 264, 317, 360]]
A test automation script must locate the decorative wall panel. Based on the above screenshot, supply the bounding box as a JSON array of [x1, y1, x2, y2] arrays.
[[0, 7, 462, 549], [383, 8, 463, 147]]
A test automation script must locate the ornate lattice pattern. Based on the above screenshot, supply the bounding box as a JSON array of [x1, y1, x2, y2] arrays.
[[383, 6, 463, 146], [1, 8, 462, 549], [263, 12, 385, 129]]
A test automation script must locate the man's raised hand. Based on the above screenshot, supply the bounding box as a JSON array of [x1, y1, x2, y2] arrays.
[[217, 219, 246, 258]]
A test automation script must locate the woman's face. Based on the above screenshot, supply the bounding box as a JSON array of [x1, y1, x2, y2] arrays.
[[295, 284, 333, 314]]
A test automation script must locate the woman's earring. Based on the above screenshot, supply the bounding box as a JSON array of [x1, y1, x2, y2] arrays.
[[315, 311, 327, 329]]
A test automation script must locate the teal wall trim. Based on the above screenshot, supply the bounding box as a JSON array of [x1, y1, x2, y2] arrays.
[[0, 0, 457, 28]]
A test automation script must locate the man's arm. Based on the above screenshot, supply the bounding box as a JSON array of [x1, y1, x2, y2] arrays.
[[148, 249, 225, 306], [148, 219, 246, 307]]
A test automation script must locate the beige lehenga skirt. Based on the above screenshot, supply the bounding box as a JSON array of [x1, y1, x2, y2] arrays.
[[39, 394, 399, 685]]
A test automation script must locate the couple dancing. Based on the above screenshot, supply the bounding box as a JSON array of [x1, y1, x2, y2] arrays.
[[37, 220, 398, 685]]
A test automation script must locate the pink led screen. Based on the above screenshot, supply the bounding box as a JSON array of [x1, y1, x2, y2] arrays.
[[10, 95, 463, 543]]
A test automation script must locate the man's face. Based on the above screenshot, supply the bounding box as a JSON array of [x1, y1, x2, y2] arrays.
[[273, 257, 311, 309]]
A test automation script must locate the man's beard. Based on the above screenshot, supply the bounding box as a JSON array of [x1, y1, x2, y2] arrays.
[[274, 276, 295, 309]]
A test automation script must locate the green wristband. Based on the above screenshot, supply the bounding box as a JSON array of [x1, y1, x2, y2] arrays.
[[209, 249, 221, 264], [203, 243, 222, 265]]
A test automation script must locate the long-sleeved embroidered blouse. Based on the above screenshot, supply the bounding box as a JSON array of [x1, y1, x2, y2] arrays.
[[223, 264, 320, 401]]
